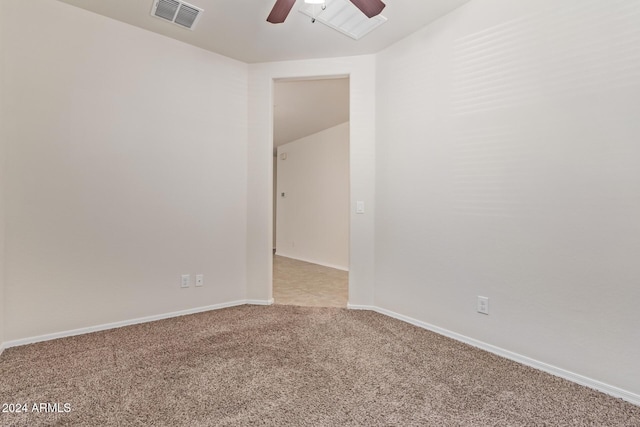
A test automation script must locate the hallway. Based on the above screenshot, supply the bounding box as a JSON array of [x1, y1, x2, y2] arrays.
[[272, 255, 348, 307]]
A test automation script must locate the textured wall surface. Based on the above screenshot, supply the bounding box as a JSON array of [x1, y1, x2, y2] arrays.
[[276, 122, 350, 270], [2, 0, 249, 341], [0, 0, 5, 351], [375, 0, 640, 395]]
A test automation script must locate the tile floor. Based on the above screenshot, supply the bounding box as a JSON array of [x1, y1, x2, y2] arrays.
[[272, 255, 348, 307]]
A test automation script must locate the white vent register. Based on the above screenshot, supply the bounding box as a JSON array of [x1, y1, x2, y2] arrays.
[[151, 0, 203, 30]]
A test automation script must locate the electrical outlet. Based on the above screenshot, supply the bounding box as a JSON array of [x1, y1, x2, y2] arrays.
[[181, 274, 190, 288], [195, 274, 203, 287], [477, 296, 489, 315]]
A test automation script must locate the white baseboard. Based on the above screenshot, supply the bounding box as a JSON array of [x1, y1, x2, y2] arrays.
[[245, 298, 274, 306], [275, 252, 349, 272], [2, 300, 249, 350], [346, 304, 375, 311], [348, 305, 640, 406]]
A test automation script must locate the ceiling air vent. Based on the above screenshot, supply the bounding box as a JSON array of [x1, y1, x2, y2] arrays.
[[151, 0, 203, 30]]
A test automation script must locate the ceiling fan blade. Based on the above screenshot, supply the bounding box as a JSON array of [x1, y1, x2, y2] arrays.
[[349, 0, 386, 18], [267, 0, 296, 24]]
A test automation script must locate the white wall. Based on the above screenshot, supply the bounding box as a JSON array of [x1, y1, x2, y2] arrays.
[[2, 0, 248, 342], [375, 0, 640, 396], [247, 56, 376, 306], [276, 122, 350, 270], [0, 0, 5, 351]]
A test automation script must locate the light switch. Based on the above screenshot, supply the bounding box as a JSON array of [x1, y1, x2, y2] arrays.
[[356, 201, 365, 214]]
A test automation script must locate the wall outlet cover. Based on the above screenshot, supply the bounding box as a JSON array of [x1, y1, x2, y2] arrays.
[[477, 296, 489, 315], [181, 274, 190, 288]]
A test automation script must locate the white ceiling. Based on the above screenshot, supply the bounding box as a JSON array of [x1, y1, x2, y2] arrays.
[[56, 0, 470, 64], [274, 78, 349, 146]]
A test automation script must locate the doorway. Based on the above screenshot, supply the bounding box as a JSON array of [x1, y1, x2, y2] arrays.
[[272, 77, 350, 307]]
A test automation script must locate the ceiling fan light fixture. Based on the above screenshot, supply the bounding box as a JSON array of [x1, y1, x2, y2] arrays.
[[299, 0, 387, 39]]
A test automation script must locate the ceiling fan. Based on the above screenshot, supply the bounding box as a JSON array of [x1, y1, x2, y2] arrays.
[[267, 0, 385, 24]]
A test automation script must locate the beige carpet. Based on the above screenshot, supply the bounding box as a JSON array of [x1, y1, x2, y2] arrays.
[[1, 305, 638, 426], [273, 255, 348, 307]]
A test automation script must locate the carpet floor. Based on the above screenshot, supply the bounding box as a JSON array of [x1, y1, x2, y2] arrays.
[[0, 305, 638, 426]]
